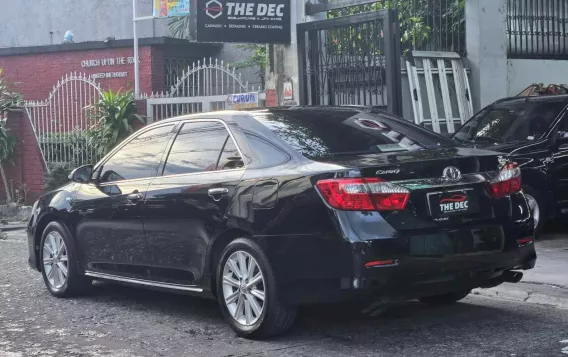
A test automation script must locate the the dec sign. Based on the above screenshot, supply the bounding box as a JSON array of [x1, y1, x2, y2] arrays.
[[197, 0, 291, 44], [224, 3, 285, 17]]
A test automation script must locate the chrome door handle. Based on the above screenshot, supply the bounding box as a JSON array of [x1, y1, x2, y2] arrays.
[[208, 188, 229, 201], [127, 193, 143, 202]]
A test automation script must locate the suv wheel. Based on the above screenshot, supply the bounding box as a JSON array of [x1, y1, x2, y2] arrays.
[[216, 238, 297, 339], [419, 289, 471, 305], [40, 221, 91, 297]]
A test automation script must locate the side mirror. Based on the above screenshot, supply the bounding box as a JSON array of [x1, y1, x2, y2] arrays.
[[68, 165, 94, 183]]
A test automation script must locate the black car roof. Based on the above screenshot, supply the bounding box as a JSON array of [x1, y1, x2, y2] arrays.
[[154, 105, 392, 127], [493, 94, 568, 105]]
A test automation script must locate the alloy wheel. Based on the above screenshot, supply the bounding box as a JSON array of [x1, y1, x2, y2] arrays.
[[525, 194, 540, 229], [42, 231, 69, 290], [222, 251, 266, 326]]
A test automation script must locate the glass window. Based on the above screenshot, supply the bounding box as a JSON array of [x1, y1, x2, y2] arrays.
[[163, 121, 241, 176], [453, 99, 567, 145], [244, 133, 290, 167], [217, 134, 244, 170], [99, 125, 174, 183], [249, 109, 454, 159]]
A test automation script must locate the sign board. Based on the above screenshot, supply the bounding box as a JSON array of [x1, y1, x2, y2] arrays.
[[197, 0, 291, 43], [283, 80, 293, 100], [154, 0, 190, 18], [227, 92, 260, 110]]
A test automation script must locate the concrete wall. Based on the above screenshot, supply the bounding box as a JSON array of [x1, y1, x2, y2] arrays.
[[507, 59, 568, 97]]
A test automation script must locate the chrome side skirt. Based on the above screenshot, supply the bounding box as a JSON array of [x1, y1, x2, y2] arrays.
[[84, 271, 203, 293]]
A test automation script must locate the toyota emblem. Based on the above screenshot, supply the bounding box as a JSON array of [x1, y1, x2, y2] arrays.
[[442, 166, 461, 181]]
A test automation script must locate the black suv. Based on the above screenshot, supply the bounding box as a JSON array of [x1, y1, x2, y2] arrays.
[[452, 95, 568, 233]]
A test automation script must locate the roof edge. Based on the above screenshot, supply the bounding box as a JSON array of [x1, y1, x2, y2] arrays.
[[0, 37, 221, 57]]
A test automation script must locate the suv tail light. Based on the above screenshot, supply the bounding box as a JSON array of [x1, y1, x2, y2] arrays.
[[489, 163, 521, 198], [316, 178, 409, 211]]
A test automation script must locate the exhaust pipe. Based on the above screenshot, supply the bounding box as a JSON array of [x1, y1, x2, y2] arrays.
[[480, 271, 523, 288], [502, 271, 523, 283]]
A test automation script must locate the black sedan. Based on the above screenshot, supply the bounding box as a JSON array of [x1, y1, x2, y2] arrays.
[[452, 94, 568, 233], [27, 106, 536, 338]]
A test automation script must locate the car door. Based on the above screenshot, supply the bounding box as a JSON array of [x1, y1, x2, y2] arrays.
[[143, 120, 246, 285], [73, 123, 176, 279]]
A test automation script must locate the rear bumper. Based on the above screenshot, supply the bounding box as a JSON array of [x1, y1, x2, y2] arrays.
[[281, 244, 536, 305], [264, 217, 537, 305]]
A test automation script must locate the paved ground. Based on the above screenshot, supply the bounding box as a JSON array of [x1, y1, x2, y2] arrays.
[[2, 229, 568, 357]]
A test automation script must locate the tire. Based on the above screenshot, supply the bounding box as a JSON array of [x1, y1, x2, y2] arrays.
[[523, 185, 545, 237], [39, 221, 91, 297], [216, 238, 297, 339], [419, 289, 471, 306]]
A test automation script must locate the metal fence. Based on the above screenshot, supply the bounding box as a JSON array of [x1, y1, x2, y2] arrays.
[[305, 0, 466, 56], [507, 0, 568, 59]]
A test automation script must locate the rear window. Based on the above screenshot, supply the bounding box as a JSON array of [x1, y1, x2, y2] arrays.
[[453, 99, 567, 145], [249, 109, 454, 158]]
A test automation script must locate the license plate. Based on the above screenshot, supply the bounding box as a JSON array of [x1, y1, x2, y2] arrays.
[[428, 189, 479, 217]]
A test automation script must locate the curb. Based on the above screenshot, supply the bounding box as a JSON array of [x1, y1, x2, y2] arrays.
[[0, 225, 26, 232], [473, 282, 568, 310]]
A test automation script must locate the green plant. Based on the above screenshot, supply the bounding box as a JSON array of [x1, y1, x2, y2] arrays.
[[168, 15, 192, 39], [86, 89, 146, 157], [232, 44, 268, 84], [0, 68, 22, 202], [45, 163, 71, 192], [327, 0, 465, 54]]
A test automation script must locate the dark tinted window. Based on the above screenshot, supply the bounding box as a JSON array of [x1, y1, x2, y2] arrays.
[[163, 121, 242, 176], [99, 125, 174, 183], [217, 134, 245, 170], [453, 99, 566, 144], [249, 109, 452, 158], [245, 133, 290, 167]]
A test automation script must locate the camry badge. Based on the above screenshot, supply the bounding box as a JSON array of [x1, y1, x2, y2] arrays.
[[442, 166, 461, 181], [376, 169, 400, 175]]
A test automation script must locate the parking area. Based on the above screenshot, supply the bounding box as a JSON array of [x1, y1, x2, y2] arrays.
[[1, 228, 568, 357]]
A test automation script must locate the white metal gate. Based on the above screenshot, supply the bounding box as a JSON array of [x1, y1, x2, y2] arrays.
[[24, 72, 103, 170], [144, 58, 262, 122], [406, 51, 473, 134]]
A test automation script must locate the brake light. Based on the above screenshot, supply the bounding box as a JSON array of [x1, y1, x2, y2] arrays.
[[489, 163, 521, 199], [315, 178, 409, 211]]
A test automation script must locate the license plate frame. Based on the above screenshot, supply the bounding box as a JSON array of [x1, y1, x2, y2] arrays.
[[427, 188, 479, 218]]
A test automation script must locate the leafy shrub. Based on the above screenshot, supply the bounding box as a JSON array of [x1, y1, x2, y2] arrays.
[[45, 163, 71, 192]]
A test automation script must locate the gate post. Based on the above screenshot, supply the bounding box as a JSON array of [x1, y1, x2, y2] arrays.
[[466, 0, 508, 111], [384, 9, 403, 117]]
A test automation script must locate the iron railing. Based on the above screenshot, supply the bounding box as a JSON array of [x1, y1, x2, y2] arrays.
[[306, 0, 466, 56], [507, 0, 568, 59]]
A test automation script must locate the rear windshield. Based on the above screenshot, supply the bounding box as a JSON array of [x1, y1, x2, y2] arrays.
[[453, 99, 567, 145], [249, 109, 455, 158]]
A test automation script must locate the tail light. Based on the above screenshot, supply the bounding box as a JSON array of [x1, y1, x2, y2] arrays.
[[316, 178, 409, 211], [489, 163, 521, 198]]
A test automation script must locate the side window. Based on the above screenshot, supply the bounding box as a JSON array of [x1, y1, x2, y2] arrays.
[[99, 125, 174, 183], [163, 121, 242, 176], [217, 135, 244, 170], [244, 133, 290, 167]]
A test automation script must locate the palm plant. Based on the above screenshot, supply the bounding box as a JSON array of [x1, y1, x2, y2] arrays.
[[86, 90, 146, 157], [0, 121, 16, 201], [0, 68, 22, 202], [168, 15, 192, 39]]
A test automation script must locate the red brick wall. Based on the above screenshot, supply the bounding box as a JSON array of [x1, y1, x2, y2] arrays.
[[0, 109, 45, 203], [0, 46, 156, 101]]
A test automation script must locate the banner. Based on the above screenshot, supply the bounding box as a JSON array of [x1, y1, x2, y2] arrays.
[[154, 0, 190, 18], [227, 92, 260, 110], [197, 0, 291, 43]]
